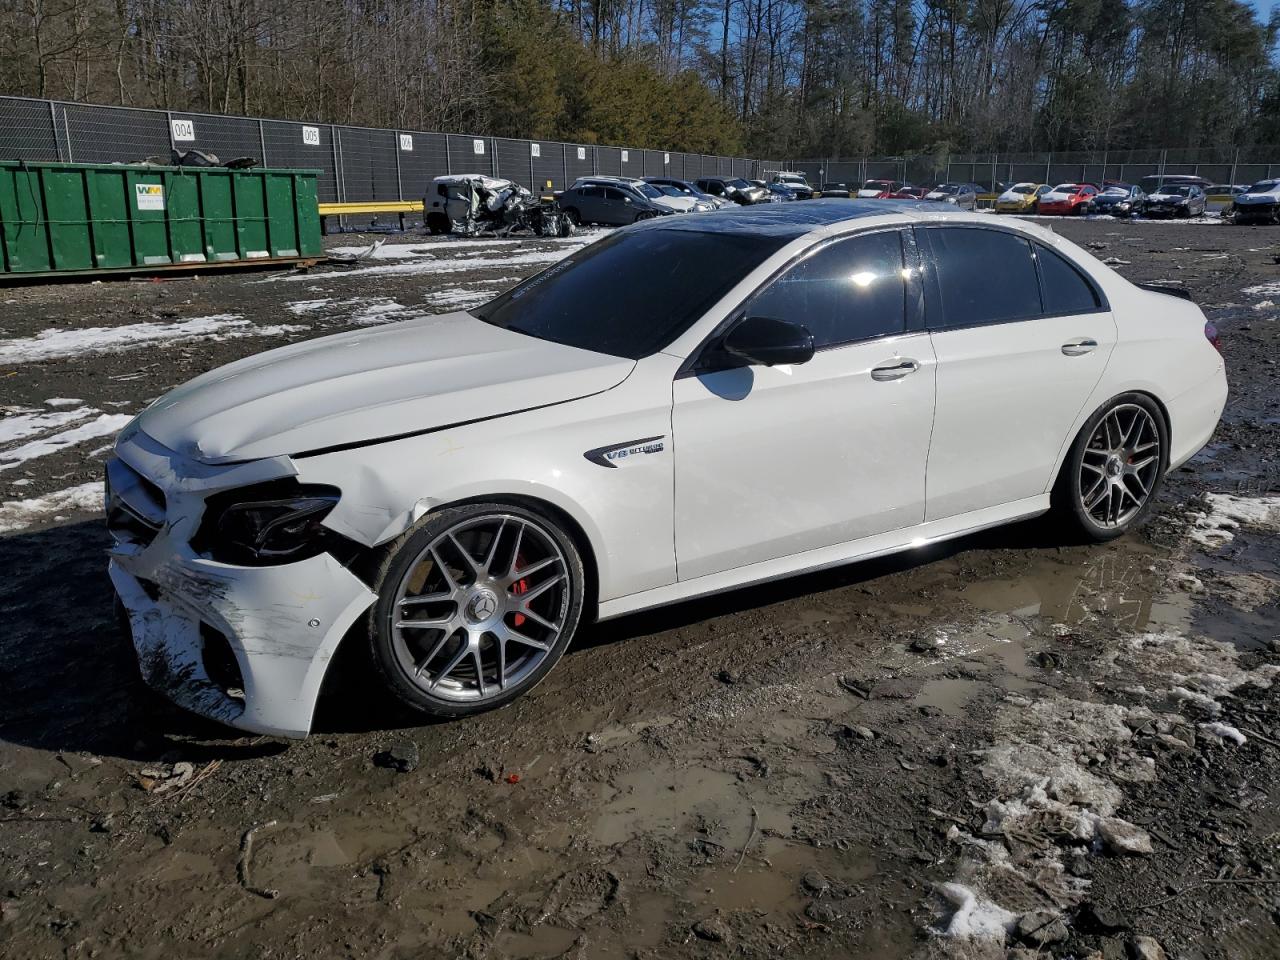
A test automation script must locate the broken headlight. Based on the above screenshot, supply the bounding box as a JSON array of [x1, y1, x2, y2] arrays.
[[192, 480, 344, 566]]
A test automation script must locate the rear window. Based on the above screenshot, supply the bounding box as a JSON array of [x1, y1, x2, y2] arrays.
[[1037, 246, 1101, 315], [473, 229, 790, 359], [925, 228, 1042, 328]]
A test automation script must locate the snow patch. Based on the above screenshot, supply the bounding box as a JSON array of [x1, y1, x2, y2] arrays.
[[276, 243, 592, 282], [286, 299, 333, 315], [1200, 721, 1247, 745], [0, 414, 132, 471], [0, 407, 97, 445], [0, 481, 103, 534], [935, 882, 1018, 940], [1242, 281, 1280, 299], [1186, 493, 1280, 547], [0, 315, 307, 363]]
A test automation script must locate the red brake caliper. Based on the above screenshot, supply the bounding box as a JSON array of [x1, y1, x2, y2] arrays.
[[511, 553, 529, 628]]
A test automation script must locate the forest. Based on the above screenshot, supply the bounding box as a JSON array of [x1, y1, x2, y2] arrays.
[[2, 0, 1278, 159]]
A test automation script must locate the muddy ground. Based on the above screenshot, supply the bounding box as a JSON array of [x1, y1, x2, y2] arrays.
[[1, 216, 1278, 960]]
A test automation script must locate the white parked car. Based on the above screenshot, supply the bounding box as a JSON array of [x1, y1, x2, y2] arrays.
[[108, 202, 1227, 737]]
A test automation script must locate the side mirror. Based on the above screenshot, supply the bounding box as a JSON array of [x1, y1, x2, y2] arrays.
[[721, 316, 815, 367]]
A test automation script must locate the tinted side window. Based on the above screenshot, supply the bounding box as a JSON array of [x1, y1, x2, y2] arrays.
[[926, 228, 1041, 328], [1037, 245, 1101, 315], [582, 186, 603, 198], [604, 187, 626, 201], [746, 231, 906, 349]]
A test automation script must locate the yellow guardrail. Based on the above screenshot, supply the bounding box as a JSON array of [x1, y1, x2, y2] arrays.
[[318, 200, 424, 216]]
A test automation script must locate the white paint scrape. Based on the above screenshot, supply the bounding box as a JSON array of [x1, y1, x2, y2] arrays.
[[0, 481, 103, 534]]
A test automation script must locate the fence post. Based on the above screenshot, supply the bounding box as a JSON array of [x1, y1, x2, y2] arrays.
[[258, 120, 267, 166], [529, 144, 535, 193], [1229, 148, 1238, 186], [562, 145, 568, 192], [166, 110, 175, 150], [48, 100, 63, 161], [394, 131, 403, 200], [1045, 153, 1051, 185], [61, 104, 73, 162], [445, 135, 451, 175], [331, 125, 343, 202]]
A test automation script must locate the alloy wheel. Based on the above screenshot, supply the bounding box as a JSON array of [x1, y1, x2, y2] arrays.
[[388, 514, 570, 702], [1078, 403, 1161, 529]]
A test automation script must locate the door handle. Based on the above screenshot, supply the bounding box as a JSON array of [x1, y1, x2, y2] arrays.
[[1061, 338, 1098, 356], [870, 359, 921, 381]]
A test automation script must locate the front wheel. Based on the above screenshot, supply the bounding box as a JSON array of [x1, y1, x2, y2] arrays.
[[1052, 394, 1168, 542], [366, 503, 586, 718]]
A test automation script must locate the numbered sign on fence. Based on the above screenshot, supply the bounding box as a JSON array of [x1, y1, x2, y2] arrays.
[[621, 150, 629, 163], [531, 143, 541, 157], [576, 147, 586, 160], [473, 139, 485, 155], [399, 134, 413, 152], [302, 126, 320, 145], [170, 118, 195, 142]]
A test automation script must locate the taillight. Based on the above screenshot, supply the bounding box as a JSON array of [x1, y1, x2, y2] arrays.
[[1204, 320, 1222, 354]]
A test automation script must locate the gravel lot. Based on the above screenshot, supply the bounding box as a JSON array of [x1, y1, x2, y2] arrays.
[[1, 215, 1278, 960]]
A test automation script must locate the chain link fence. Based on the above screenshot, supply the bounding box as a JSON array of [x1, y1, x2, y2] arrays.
[[778, 147, 1280, 191], [0, 96, 775, 223]]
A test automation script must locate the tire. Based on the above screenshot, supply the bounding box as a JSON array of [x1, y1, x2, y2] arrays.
[[366, 502, 587, 718], [562, 207, 581, 227], [557, 215, 575, 238], [633, 210, 657, 223], [1051, 393, 1169, 542], [426, 213, 451, 235]]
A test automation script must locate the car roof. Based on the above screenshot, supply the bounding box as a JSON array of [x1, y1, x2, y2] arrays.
[[626, 198, 972, 238]]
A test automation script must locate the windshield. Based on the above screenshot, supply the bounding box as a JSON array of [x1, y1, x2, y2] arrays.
[[1102, 186, 1129, 196], [822, 183, 848, 190], [473, 229, 790, 360], [1248, 180, 1280, 192], [635, 183, 663, 198], [727, 178, 751, 189], [862, 181, 890, 190], [931, 184, 959, 194], [656, 185, 682, 196], [779, 175, 805, 184], [1009, 183, 1036, 194], [1154, 185, 1192, 196], [1052, 184, 1079, 193]]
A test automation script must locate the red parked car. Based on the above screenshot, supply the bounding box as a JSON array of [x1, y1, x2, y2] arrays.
[[1036, 183, 1099, 216], [889, 186, 930, 200]]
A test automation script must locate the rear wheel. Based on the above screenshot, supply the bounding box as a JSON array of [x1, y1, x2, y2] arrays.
[[562, 207, 581, 227], [1053, 394, 1168, 542], [367, 503, 586, 718], [426, 213, 451, 235]]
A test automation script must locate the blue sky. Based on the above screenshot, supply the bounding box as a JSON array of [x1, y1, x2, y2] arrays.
[[1251, 0, 1278, 21]]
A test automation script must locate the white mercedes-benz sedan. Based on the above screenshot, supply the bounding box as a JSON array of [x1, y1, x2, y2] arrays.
[[107, 201, 1227, 737]]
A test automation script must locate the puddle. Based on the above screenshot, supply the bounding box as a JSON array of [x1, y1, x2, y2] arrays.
[[958, 544, 1189, 632], [592, 765, 792, 847]]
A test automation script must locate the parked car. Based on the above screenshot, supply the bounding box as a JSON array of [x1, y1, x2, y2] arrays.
[[890, 186, 931, 200], [1144, 182, 1207, 219], [818, 182, 856, 198], [763, 182, 799, 201], [1224, 178, 1280, 224], [1204, 184, 1248, 198], [1090, 183, 1146, 218], [749, 179, 785, 202], [694, 176, 770, 205], [770, 171, 815, 199], [426, 175, 572, 237], [644, 176, 729, 208], [650, 183, 717, 212], [1036, 183, 1100, 216], [572, 176, 702, 214], [106, 201, 1226, 736], [858, 179, 903, 198], [924, 183, 979, 209], [557, 180, 672, 225], [1137, 174, 1210, 196], [994, 182, 1051, 214]]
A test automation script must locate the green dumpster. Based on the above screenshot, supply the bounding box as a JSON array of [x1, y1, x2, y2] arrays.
[[0, 161, 322, 279]]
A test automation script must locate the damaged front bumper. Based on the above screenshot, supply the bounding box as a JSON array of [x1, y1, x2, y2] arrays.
[[108, 427, 375, 738]]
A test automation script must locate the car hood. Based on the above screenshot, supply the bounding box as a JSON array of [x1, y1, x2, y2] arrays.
[[1237, 190, 1280, 203], [135, 312, 636, 464], [997, 190, 1032, 202], [1041, 191, 1074, 202], [652, 195, 697, 212], [856, 188, 885, 198]]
